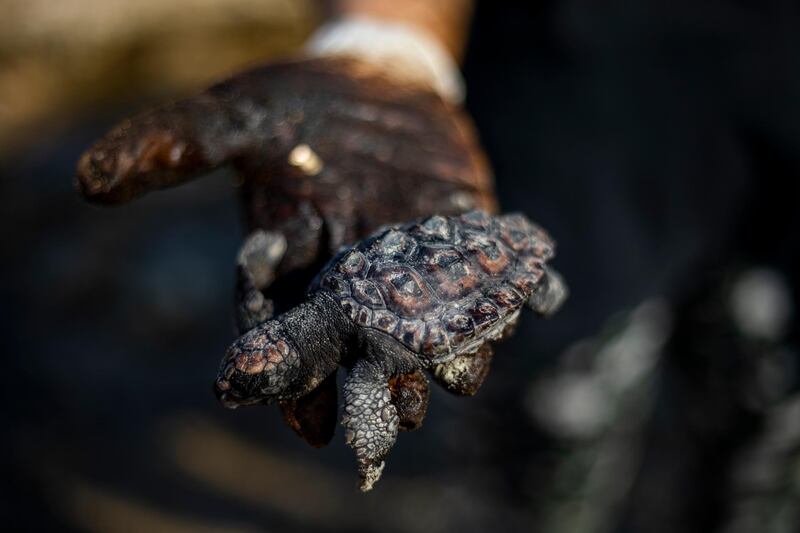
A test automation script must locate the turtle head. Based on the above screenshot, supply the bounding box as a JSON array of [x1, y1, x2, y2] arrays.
[[214, 320, 300, 408]]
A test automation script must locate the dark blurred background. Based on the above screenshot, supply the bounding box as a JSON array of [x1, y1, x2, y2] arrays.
[[2, 1, 799, 532]]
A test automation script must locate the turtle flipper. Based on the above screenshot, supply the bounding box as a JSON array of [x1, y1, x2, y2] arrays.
[[527, 267, 568, 317], [235, 230, 287, 334], [433, 343, 494, 396], [388, 370, 430, 431], [342, 359, 400, 492], [279, 371, 338, 448]]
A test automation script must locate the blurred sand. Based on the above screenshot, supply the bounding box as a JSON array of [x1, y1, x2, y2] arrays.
[[0, 0, 318, 153]]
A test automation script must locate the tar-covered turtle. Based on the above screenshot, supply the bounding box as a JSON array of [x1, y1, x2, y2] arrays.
[[75, 57, 495, 448], [214, 210, 567, 490]]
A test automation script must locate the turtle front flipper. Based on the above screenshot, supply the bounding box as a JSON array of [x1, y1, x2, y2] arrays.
[[279, 370, 338, 448], [235, 230, 288, 334], [433, 343, 494, 396], [342, 359, 400, 492], [527, 267, 568, 317]]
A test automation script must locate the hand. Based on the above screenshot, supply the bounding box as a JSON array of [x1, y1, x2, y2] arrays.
[[76, 54, 496, 447]]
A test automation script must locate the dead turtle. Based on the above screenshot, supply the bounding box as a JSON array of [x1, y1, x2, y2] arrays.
[[214, 210, 567, 490], [75, 57, 495, 448]]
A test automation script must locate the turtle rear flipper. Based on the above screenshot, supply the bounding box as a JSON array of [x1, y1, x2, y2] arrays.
[[433, 343, 493, 396]]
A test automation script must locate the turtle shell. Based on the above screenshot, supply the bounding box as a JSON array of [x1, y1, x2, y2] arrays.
[[311, 211, 555, 363]]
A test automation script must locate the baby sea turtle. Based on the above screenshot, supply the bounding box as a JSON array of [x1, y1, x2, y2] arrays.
[[75, 58, 496, 448], [214, 210, 567, 491]]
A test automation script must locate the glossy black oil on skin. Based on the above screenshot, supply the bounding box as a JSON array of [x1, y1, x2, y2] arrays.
[[75, 57, 498, 449]]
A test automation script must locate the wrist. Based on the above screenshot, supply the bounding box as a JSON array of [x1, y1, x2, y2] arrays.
[[305, 16, 465, 104]]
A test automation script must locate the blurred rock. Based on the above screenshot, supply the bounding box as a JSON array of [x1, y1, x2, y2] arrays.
[[730, 268, 792, 342]]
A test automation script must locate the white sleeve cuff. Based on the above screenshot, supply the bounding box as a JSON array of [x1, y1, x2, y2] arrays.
[[305, 16, 465, 105]]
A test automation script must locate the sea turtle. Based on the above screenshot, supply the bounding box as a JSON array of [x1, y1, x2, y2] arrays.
[[214, 210, 567, 490], [74, 57, 495, 447]]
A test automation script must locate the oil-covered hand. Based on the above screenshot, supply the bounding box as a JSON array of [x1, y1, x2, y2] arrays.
[[76, 55, 496, 449]]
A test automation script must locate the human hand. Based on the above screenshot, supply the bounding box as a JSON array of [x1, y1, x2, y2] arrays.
[[76, 26, 495, 450]]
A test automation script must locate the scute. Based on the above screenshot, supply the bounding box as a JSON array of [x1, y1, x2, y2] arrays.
[[469, 298, 501, 334], [372, 309, 399, 334], [460, 210, 492, 230], [339, 297, 359, 321], [487, 284, 525, 311], [462, 231, 513, 275], [397, 320, 425, 352], [372, 265, 435, 319], [443, 310, 475, 346], [352, 279, 385, 307], [418, 245, 461, 269], [371, 229, 415, 260], [338, 250, 368, 275], [499, 213, 538, 252], [312, 211, 557, 359], [354, 306, 373, 327], [414, 215, 452, 241], [418, 246, 478, 299]]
